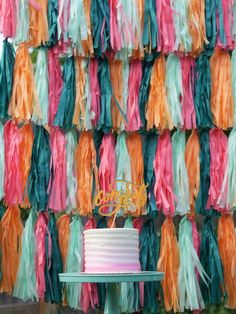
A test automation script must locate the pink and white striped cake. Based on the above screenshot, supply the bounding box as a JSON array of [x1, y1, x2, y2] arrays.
[[84, 228, 141, 273]]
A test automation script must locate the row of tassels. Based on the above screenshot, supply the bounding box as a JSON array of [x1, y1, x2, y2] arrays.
[[0, 0, 235, 55], [0, 209, 235, 312], [1, 41, 236, 130], [1, 121, 236, 216]]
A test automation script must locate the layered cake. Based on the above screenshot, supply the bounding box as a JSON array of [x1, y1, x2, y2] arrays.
[[84, 228, 141, 273]]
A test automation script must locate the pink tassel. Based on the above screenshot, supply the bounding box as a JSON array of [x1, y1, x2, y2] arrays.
[[180, 57, 196, 130], [109, 0, 122, 51], [154, 130, 175, 216], [58, 0, 70, 42], [48, 49, 63, 126], [156, 0, 175, 53], [89, 59, 101, 127], [81, 218, 99, 312], [35, 213, 51, 300], [0, 0, 16, 38], [126, 60, 142, 131], [99, 134, 116, 213], [207, 128, 228, 212], [4, 121, 22, 205], [217, 0, 233, 49], [48, 127, 67, 212]]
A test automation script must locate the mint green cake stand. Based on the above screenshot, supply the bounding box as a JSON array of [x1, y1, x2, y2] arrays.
[[59, 271, 164, 314]]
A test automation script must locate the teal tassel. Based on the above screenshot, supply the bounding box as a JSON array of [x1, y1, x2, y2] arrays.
[[54, 57, 76, 129], [194, 54, 213, 128], [0, 39, 15, 119], [97, 59, 112, 133], [45, 213, 63, 303], [13, 209, 38, 301], [205, 0, 216, 51], [172, 131, 190, 215], [93, 129, 104, 168], [142, 0, 158, 49], [28, 126, 51, 211], [65, 216, 84, 309], [196, 130, 211, 214], [139, 219, 162, 313], [143, 133, 158, 213], [217, 1, 226, 47], [200, 216, 225, 304], [47, 0, 58, 47], [91, 0, 110, 55]]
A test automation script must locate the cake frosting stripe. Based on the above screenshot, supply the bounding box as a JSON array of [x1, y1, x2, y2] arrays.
[[84, 228, 141, 273]]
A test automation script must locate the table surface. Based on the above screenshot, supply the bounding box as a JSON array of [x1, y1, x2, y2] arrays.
[[59, 271, 164, 283]]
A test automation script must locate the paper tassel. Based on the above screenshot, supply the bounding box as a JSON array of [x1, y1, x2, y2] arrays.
[[216, 1, 233, 49], [120, 60, 129, 130], [200, 216, 224, 304], [48, 49, 63, 126], [156, 0, 175, 53], [178, 216, 209, 312], [48, 127, 67, 212], [0, 0, 16, 38], [56, 214, 70, 271], [142, 0, 158, 50], [139, 219, 162, 313], [143, 133, 158, 213], [99, 133, 116, 214], [207, 129, 228, 212], [15, 0, 29, 43], [231, 49, 236, 125], [109, 0, 122, 51], [165, 54, 183, 128], [185, 130, 200, 212], [91, 0, 110, 55], [75, 131, 99, 216], [57, 0, 70, 42], [32, 49, 49, 125], [204, 0, 217, 51], [9, 43, 36, 121], [65, 216, 84, 309], [172, 0, 192, 52], [0, 219, 2, 282], [157, 217, 179, 312], [47, 0, 58, 47], [81, 218, 98, 312], [0, 206, 23, 294], [172, 131, 190, 215], [195, 130, 211, 214], [28, 0, 49, 47], [97, 59, 112, 133], [191, 218, 201, 275], [218, 215, 236, 308], [13, 209, 38, 301], [54, 56, 76, 129], [65, 130, 77, 211], [154, 131, 175, 216], [194, 54, 213, 128], [0, 39, 15, 119], [0, 122, 4, 200], [28, 126, 51, 211], [44, 213, 63, 303], [93, 129, 104, 168], [138, 54, 156, 127], [210, 49, 233, 129], [35, 213, 50, 300], [89, 59, 100, 128], [127, 133, 144, 216], [180, 56, 196, 129], [81, 0, 94, 55], [146, 55, 173, 131]]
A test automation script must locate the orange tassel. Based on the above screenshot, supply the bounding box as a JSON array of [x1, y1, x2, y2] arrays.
[[28, 0, 49, 47], [126, 133, 145, 216], [210, 49, 234, 129], [56, 214, 70, 271], [9, 44, 36, 121], [157, 217, 180, 312], [218, 214, 236, 309], [146, 55, 173, 131], [82, 0, 94, 56], [109, 60, 123, 131], [185, 130, 200, 214], [0, 206, 23, 294], [75, 131, 99, 216], [132, 0, 144, 59]]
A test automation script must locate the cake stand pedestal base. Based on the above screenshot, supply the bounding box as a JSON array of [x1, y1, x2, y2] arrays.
[[104, 283, 120, 314]]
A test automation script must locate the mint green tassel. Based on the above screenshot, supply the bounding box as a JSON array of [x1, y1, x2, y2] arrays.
[[65, 216, 84, 309], [172, 131, 189, 214], [166, 54, 183, 128], [0, 122, 4, 200], [13, 209, 38, 301], [178, 217, 209, 312], [15, 0, 29, 43], [32, 49, 49, 125]]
